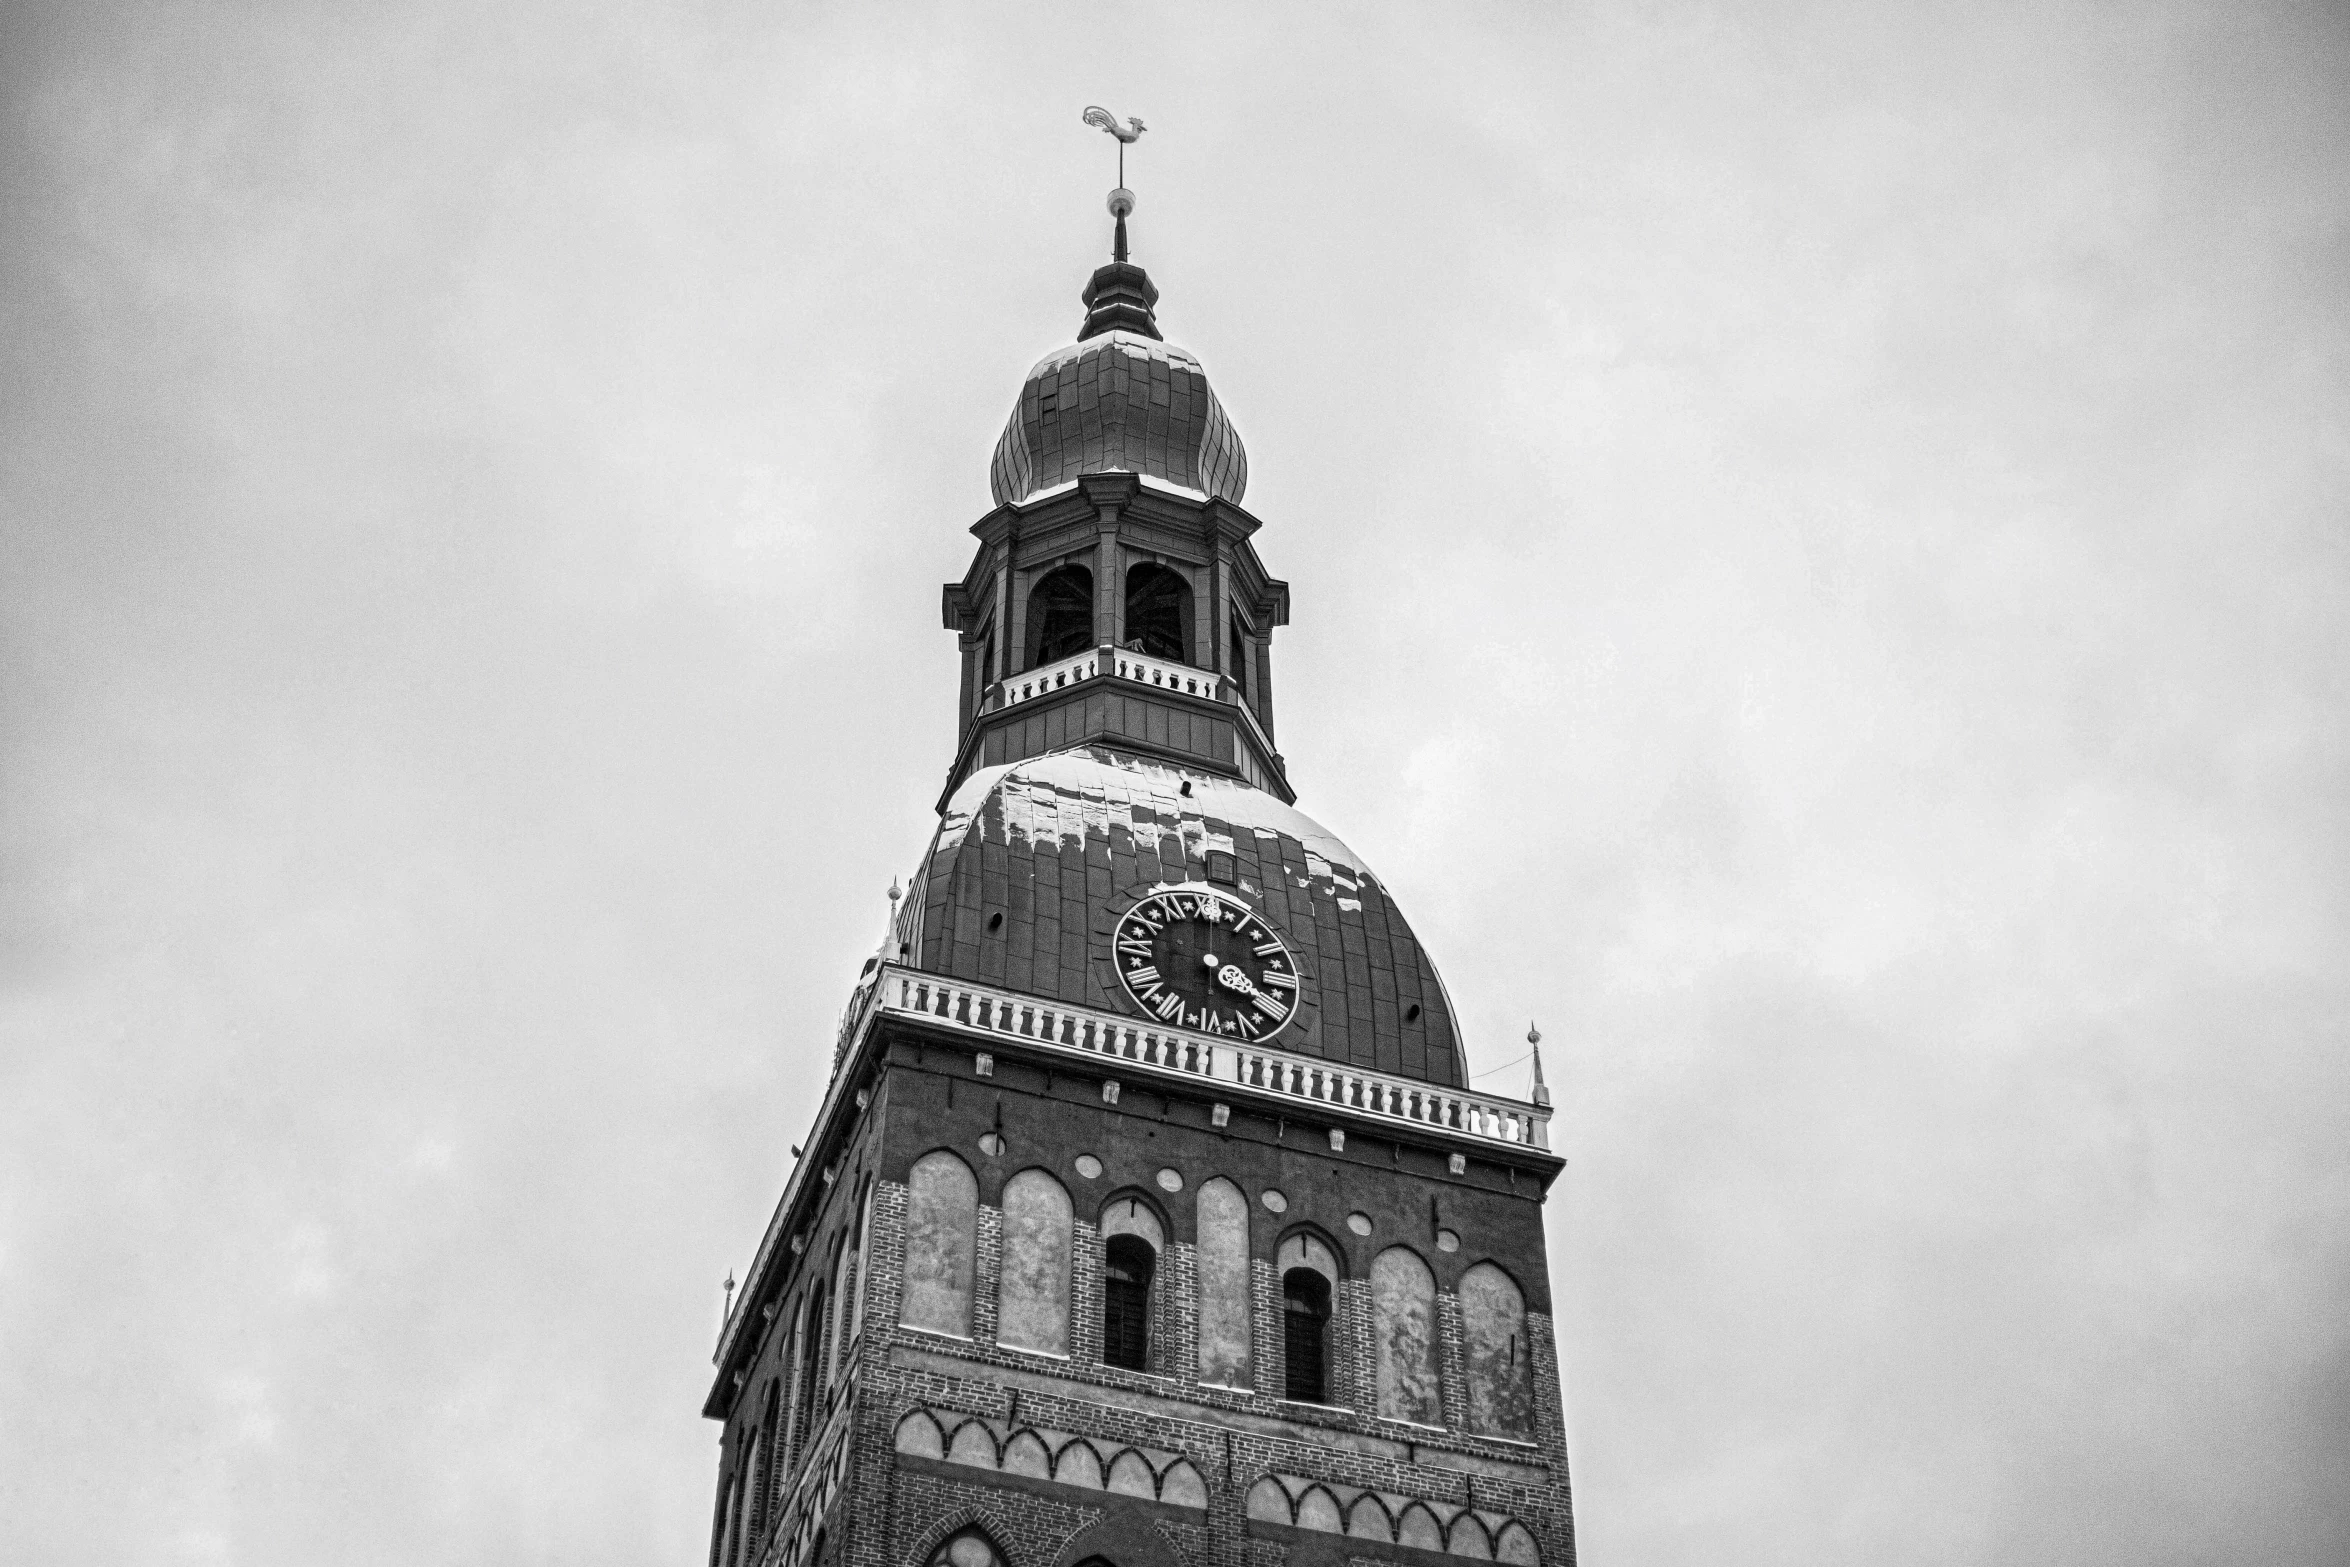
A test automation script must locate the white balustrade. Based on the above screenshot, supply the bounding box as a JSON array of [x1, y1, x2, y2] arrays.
[[863, 967, 1549, 1151], [994, 644, 1227, 710], [1113, 647, 1221, 701], [998, 647, 1099, 708]]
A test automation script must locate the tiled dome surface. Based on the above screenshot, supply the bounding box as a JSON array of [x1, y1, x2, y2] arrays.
[[988, 332, 1248, 509], [910, 747, 1464, 1087]]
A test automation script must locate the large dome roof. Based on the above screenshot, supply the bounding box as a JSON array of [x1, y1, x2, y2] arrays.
[[908, 747, 1464, 1087], [987, 247, 1247, 509]]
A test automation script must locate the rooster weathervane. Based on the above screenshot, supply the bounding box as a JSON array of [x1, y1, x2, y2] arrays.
[[1082, 105, 1146, 205]]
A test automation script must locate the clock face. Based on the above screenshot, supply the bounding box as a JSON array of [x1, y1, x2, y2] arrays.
[[1113, 887, 1299, 1040]]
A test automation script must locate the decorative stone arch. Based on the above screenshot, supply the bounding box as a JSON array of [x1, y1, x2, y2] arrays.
[[1345, 1493, 1394, 1541], [945, 1417, 999, 1468], [1106, 1447, 1157, 1498], [891, 1408, 945, 1459], [1244, 1476, 1294, 1524], [1050, 1510, 1188, 1567], [901, 1511, 1018, 1567], [1446, 1514, 1493, 1559], [1157, 1457, 1209, 1509], [1052, 1436, 1107, 1490], [1494, 1521, 1541, 1566], [1274, 1224, 1345, 1283], [1396, 1502, 1446, 1553], [1292, 1484, 1344, 1533]]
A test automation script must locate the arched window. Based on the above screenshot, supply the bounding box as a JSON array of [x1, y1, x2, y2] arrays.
[[998, 1168, 1073, 1355], [1277, 1231, 1341, 1405], [826, 1228, 857, 1384], [1104, 1235, 1155, 1369], [1283, 1268, 1332, 1402], [1099, 1194, 1164, 1371], [1194, 1176, 1251, 1388], [901, 1151, 978, 1338], [791, 1283, 827, 1460], [848, 1178, 875, 1339], [1026, 564, 1095, 667], [1459, 1261, 1535, 1439], [1228, 618, 1250, 699], [715, 1471, 740, 1567], [749, 1381, 780, 1540], [1371, 1246, 1442, 1424], [1125, 563, 1192, 663]]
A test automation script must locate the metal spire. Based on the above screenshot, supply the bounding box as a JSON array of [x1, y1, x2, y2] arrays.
[[1083, 105, 1147, 263]]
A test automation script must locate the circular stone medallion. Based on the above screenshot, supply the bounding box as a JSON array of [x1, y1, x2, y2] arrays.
[[1261, 1189, 1288, 1213], [1346, 1212, 1373, 1236], [1156, 1167, 1184, 1192], [1435, 1228, 1461, 1253], [1074, 1154, 1103, 1180]]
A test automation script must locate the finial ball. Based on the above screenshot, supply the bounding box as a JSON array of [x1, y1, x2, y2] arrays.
[[1107, 187, 1136, 219]]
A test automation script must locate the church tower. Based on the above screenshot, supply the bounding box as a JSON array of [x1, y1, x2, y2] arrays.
[[702, 138, 1575, 1567]]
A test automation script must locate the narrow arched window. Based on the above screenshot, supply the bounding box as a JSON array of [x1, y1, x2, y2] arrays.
[[1228, 618, 1250, 699], [1194, 1176, 1252, 1389], [1372, 1246, 1442, 1424], [998, 1168, 1073, 1355], [1103, 1234, 1155, 1369], [1459, 1261, 1536, 1438], [1027, 564, 1095, 667], [901, 1151, 978, 1338], [1283, 1268, 1333, 1402], [1125, 562, 1192, 663], [791, 1283, 827, 1461]]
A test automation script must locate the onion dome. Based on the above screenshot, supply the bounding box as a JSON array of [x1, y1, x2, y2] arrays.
[[909, 748, 1467, 1088], [988, 217, 1248, 508]]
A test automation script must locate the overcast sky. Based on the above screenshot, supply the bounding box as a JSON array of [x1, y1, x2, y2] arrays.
[[4, 3, 2346, 1564]]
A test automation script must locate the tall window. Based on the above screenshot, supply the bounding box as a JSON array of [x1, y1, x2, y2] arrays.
[[1026, 564, 1095, 667], [1228, 618, 1250, 699], [1125, 563, 1192, 662], [791, 1284, 827, 1461], [1283, 1269, 1332, 1402], [1103, 1235, 1155, 1369]]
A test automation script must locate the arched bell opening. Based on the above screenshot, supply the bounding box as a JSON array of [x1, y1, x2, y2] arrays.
[[1123, 563, 1192, 664], [1027, 564, 1096, 668]]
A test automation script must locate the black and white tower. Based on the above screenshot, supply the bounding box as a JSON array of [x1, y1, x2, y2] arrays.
[[703, 122, 1575, 1567]]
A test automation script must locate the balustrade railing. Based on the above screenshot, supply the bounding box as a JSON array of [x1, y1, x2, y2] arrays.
[[1112, 647, 1221, 701], [998, 647, 1099, 708], [992, 644, 1225, 711], [868, 967, 1548, 1151]]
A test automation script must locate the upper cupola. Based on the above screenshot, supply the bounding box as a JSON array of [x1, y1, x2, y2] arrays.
[[988, 187, 1248, 509]]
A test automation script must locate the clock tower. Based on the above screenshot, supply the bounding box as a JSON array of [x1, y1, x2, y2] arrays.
[[702, 166, 1575, 1567]]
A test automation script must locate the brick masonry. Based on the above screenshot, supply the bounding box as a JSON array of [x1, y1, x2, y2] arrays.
[[705, 1036, 1575, 1567]]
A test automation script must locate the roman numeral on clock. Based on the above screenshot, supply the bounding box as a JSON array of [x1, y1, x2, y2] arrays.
[[1126, 964, 1160, 986], [1151, 992, 1183, 1020], [1259, 968, 1296, 991]]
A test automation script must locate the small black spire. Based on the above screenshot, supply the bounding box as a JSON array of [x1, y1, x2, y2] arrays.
[[1079, 188, 1160, 341]]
